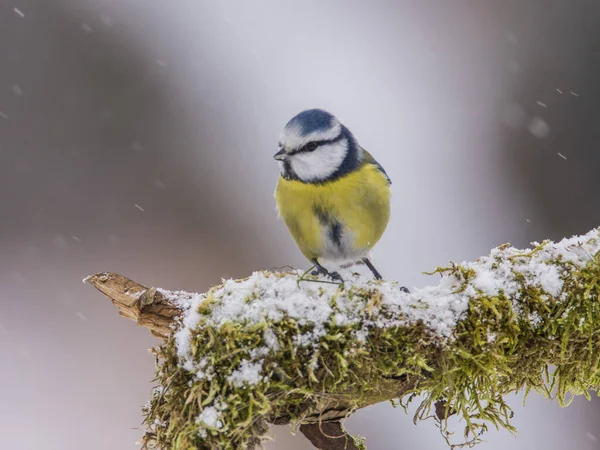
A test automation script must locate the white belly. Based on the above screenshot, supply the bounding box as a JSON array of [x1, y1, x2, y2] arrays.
[[318, 222, 370, 264]]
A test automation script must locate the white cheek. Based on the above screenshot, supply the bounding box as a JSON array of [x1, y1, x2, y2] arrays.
[[290, 141, 348, 182]]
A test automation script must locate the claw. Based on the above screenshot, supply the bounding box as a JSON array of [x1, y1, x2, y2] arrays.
[[328, 271, 344, 283], [310, 260, 345, 284]]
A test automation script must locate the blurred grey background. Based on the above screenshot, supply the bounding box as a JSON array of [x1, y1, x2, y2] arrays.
[[1, 0, 599, 449]]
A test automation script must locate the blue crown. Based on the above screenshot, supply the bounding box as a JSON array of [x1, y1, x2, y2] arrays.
[[285, 109, 335, 137]]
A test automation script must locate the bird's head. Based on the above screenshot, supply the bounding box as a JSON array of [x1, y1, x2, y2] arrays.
[[274, 109, 361, 183]]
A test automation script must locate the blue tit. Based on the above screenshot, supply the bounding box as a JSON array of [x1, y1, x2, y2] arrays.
[[273, 108, 391, 282]]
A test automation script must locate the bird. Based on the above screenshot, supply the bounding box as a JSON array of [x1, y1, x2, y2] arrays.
[[273, 108, 391, 283]]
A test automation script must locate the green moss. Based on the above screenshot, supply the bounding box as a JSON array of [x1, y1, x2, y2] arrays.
[[141, 237, 600, 450]]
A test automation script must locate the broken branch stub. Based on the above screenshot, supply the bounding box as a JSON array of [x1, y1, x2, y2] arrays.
[[85, 272, 180, 339]]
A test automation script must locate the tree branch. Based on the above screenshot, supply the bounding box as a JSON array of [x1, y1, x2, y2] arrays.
[[86, 228, 600, 450], [300, 422, 362, 450]]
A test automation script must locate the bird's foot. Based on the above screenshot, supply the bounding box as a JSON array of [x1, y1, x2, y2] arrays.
[[311, 267, 344, 283]]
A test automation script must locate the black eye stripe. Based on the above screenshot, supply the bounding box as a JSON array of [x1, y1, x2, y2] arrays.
[[287, 133, 345, 156]]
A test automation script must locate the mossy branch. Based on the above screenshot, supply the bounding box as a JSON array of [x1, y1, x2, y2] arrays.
[[87, 228, 600, 450]]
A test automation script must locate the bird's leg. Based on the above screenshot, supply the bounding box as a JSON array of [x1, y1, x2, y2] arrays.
[[311, 260, 344, 283], [362, 258, 383, 280], [362, 258, 410, 292]]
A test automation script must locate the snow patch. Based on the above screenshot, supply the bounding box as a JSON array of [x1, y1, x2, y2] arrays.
[[196, 406, 223, 429], [227, 359, 265, 388]]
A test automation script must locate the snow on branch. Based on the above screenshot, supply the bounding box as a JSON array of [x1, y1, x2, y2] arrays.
[[86, 228, 600, 450]]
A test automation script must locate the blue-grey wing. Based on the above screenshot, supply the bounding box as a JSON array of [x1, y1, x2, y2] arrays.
[[362, 148, 391, 185]]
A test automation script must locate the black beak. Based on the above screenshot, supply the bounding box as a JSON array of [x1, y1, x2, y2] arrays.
[[273, 148, 286, 161]]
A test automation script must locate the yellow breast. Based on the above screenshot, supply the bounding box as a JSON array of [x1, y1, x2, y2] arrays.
[[274, 164, 391, 262]]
